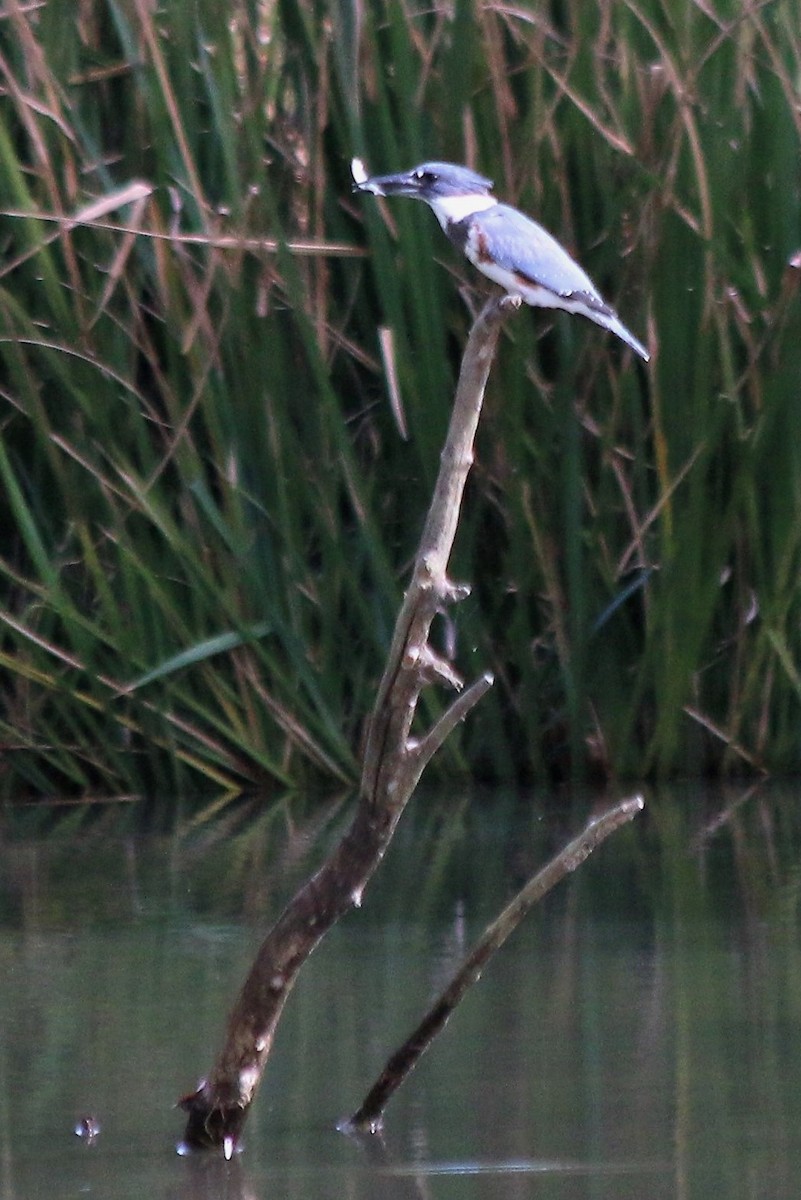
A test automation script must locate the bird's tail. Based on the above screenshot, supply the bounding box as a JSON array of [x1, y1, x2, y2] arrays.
[[598, 310, 650, 362]]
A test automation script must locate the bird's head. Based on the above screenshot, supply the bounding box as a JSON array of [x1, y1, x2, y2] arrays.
[[352, 160, 494, 202]]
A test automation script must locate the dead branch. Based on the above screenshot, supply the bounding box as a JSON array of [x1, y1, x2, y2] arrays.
[[178, 295, 517, 1154], [347, 793, 644, 1133]]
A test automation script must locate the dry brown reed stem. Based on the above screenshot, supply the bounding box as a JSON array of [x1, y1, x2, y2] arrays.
[[179, 295, 516, 1153]]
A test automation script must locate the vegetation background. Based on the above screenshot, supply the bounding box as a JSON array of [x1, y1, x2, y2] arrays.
[[1, 0, 799, 799]]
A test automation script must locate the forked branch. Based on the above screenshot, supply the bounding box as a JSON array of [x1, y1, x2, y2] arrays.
[[178, 295, 516, 1153]]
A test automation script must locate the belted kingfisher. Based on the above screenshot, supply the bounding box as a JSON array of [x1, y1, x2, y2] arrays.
[[352, 159, 649, 362]]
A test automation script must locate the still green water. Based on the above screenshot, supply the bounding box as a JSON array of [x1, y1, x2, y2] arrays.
[[2, 784, 800, 1199]]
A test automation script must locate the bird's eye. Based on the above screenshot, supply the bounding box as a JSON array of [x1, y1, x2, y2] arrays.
[[413, 169, 434, 184]]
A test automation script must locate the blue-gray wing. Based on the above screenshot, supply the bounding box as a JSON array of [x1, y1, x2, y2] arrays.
[[463, 204, 610, 312]]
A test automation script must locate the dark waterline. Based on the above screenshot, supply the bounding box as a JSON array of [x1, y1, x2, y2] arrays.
[[2, 783, 800, 1198]]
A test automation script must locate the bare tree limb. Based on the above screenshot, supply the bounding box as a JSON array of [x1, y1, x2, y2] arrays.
[[178, 295, 516, 1153], [411, 670, 495, 778], [347, 794, 645, 1134]]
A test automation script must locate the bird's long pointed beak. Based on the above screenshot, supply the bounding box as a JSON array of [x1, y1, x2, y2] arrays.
[[351, 159, 420, 197]]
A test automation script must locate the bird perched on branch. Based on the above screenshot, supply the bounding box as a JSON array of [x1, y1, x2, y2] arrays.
[[352, 158, 649, 362]]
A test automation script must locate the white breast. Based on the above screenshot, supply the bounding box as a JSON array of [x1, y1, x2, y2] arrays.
[[427, 193, 498, 231]]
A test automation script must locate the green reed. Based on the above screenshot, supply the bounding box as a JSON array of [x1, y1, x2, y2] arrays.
[[0, 0, 799, 797]]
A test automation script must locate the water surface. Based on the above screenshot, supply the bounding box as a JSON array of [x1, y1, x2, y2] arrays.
[[2, 783, 800, 1198]]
